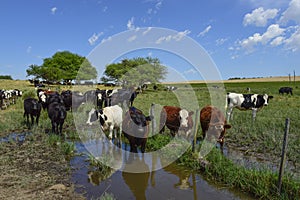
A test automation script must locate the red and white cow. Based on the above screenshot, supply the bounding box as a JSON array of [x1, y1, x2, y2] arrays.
[[159, 106, 194, 138], [226, 92, 273, 121], [86, 105, 123, 140], [200, 105, 231, 148]]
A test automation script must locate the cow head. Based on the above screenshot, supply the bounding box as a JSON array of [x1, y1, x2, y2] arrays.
[[99, 109, 109, 130], [207, 122, 231, 145], [263, 94, 273, 106], [123, 107, 152, 138], [38, 91, 47, 103]]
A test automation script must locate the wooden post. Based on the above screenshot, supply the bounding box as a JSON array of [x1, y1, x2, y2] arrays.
[[192, 109, 200, 152], [277, 118, 290, 194], [150, 103, 156, 137]]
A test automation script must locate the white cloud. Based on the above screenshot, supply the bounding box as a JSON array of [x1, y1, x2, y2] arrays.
[[100, 36, 112, 44], [127, 17, 135, 30], [88, 32, 103, 45], [270, 36, 285, 46], [51, 7, 57, 15], [284, 26, 300, 51], [156, 30, 191, 44], [184, 68, 197, 75], [127, 35, 137, 42], [197, 25, 211, 37], [279, 0, 300, 24], [243, 7, 278, 27], [239, 24, 285, 52], [216, 38, 228, 46], [143, 27, 152, 35]]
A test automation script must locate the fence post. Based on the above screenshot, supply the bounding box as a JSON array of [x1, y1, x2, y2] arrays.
[[192, 109, 200, 152], [150, 103, 156, 137], [277, 118, 290, 194]]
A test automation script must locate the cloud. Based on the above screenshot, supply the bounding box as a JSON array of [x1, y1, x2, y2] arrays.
[[184, 68, 197, 75], [279, 0, 300, 24], [143, 27, 152, 35], [270, 36, 285, 46], [216, 38, 228, 46], [127, 17, 135, 30], [51, 7, 57, 15], [100, 36, 112, 44], [239, 24, 285, 52], [127, 35, 137, 42], [197, 25, 211, 37], [88, 32, 103, 45], [156, 30, 191, 44], [243, 7, 278, 27], [284, 26, 300, 51]]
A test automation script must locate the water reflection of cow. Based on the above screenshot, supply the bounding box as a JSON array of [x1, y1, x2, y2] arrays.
[[122, 153, 150, 200]]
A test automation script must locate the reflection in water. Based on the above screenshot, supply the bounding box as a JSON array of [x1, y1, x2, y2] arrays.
[[71, 139, 254, 200], [122, 152, 150, 200]]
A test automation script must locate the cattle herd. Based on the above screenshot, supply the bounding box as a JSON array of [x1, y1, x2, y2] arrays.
[[0, 85, 294, 153]]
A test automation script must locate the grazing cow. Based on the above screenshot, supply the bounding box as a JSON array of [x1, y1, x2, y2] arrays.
[[200, 105, 231, 148], [166, 86, 178, 91], [23, 98, 42, 128], [122, 107, 152, 153], [226, 92, 273, 121], [159, 106, 194, 137], [110, 89, 138, 108], [86, 105, 123, 140], [279, 87, 293, 95], [48, 102, 67, 135]]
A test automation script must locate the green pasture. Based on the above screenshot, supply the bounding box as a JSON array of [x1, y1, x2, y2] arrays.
[[0, 79, 299, 199]]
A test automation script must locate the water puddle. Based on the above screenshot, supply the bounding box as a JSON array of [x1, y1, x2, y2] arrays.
[[70, 139, 254, 200], [0, 132, 31, 143]]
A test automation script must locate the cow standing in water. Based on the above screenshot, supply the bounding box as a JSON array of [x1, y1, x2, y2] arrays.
[[159, 106, 194, 138], [200, 105, 231, 148], [226, 92, 273, 121], [122, 107, 152, 153]]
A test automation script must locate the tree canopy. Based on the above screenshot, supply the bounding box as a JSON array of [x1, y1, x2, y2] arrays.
[[101, 57, 167, 86], [26, 51, 97, 82]]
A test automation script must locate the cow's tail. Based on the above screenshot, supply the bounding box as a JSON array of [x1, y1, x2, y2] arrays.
[[225, 92, 230, 111]]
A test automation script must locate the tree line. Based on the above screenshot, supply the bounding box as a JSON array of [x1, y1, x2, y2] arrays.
[[26, 51, 167, 86]]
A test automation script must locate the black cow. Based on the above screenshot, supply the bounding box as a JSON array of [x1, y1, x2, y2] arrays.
[[122, 107, 152, 153], [48, 102, 67, 135], [279, 87, 293, 95], [23, 98, 42, 128]]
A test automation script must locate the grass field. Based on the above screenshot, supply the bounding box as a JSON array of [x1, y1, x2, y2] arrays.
[[0, 78, 299, 199]]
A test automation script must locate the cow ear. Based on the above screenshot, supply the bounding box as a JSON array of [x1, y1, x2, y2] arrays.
[[146, 116, 152, 121], [189, 111, 194, 116], [224, 124, 232, 129]]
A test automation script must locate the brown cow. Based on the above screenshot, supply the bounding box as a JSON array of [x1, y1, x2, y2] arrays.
[[159, 106, 194, 137], [122, 107, 152, 153], [200, 105, 231, 148]]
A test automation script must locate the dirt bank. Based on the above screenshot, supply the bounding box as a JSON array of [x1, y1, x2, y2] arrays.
[[0, 132, 84, 200]]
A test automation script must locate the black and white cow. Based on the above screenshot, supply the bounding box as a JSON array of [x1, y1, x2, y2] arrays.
[[279, 87, 293, 95], [86, 105, 123, 140], [226, 92, 273, 121]]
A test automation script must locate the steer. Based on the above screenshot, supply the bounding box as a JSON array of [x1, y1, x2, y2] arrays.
[[226, 92, 273, 121], [122, 107, 152, 153], [48, 102, 67, 135], [159, 106, 194, 137], [200, 105, 231, 148], [86, 105, 123, 140], [23, 97, 42, 128], [279, 87, 293, 95]]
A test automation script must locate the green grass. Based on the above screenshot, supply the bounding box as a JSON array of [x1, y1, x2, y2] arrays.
[[0, 80, 299, 199]]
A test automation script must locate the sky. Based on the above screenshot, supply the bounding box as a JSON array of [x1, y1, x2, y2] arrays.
[[1, 0, 300, 81]]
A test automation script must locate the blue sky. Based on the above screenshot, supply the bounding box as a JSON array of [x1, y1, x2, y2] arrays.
[[1, 0, 300, 81]]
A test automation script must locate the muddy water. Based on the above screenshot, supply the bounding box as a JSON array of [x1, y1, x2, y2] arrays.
[[71, 141, 254, 200]]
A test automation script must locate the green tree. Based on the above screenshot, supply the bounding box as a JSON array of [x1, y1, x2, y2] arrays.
[[102, 57, 167, 86], [26, 51, 97, 82]]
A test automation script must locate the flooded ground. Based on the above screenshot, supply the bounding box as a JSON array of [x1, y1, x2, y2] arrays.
[[70, 140, 254, 200]]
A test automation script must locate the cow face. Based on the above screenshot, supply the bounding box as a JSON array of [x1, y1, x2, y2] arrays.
[[99, 109, 109, 130], [124, 108, 152, 137], [179, 109, 194, 128], [39, 92, 47, 103], [207, 123, 231, 144], [263, 94, 273, 106]]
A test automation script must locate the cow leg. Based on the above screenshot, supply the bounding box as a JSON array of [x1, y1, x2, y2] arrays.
[[30, 115, 34, 127], [108, 125, 114, 140], [59, 122, 64, 136], [141, 140, 146, 153], [52, 121, 56, 134], [36, 114, 40, 125]]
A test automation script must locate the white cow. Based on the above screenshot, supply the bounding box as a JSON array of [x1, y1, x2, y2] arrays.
[[86, 105, 123, 140], [226, 92, 273, 121]]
